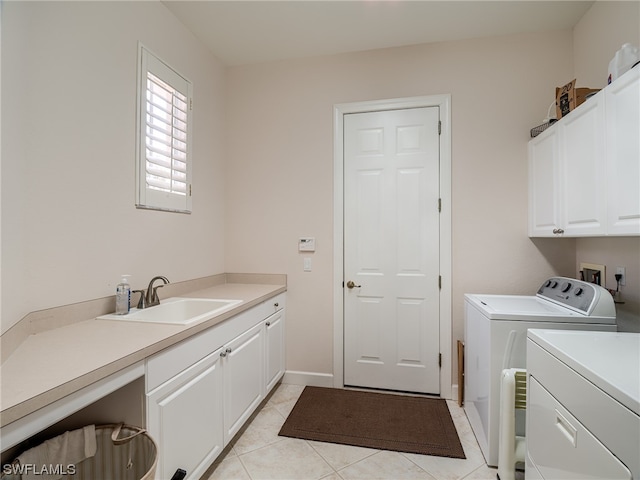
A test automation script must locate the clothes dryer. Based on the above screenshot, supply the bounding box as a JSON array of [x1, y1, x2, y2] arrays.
[[525, 329, 639, 480], [463, 277, 616, 467]]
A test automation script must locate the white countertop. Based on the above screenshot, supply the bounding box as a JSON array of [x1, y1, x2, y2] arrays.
[[0, 281, 285, 428], [527, 329, 640, 415]]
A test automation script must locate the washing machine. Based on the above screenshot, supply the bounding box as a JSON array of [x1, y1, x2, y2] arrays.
[[463, 276, 617, 467], [526, 329, 639, 479]]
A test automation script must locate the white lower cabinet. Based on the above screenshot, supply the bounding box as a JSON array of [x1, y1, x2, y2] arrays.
[[146, 293, 285, 480], [147, 349, 224, 480], [265, 309, 285, 392], [222, 322, 265, 444]]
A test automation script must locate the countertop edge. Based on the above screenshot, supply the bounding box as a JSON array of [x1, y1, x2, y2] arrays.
[[1, 282, 286, 428]]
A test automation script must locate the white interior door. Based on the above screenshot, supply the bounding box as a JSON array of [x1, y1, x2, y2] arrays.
[[343, 107, 441, 394]]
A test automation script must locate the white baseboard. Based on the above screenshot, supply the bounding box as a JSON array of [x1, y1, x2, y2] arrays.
[[451, 384, 459, 403], [282, 370, 334, 388]]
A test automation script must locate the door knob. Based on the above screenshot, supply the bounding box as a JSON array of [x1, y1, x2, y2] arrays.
[[346, 280, 361, 289]]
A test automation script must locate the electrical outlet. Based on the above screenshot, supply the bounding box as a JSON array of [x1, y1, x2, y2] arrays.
[[616, 267, 626, 286]]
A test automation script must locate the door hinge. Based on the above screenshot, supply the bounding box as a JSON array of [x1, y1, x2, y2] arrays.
[[438, 198, 442, 212], [189, 184, 192, 196], [439, 353, 442, 368], [190, 98, 193, 111], [438, 275, 442, 290], [438, 120, 442, 135]]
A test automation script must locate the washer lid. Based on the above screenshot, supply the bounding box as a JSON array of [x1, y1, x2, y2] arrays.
[[464, 294, 615, 324]]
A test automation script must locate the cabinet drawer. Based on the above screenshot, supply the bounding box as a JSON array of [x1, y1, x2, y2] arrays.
[[527, 377, 631, 480]]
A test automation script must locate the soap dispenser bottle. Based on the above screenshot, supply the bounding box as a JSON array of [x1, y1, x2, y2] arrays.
[[115, 275, 131, 315]]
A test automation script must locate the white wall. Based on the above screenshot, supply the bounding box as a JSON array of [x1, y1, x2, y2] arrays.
[[574, 1, 640, 88], [224, 30, 577, 380], [3, 1, 636, 385], [1, 2, 227, 334]]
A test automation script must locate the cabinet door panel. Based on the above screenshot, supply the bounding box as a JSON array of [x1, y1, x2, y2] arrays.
[[223, 322, 264, 444], [529, 128, 560, 236], [607, 68, 640, 235], [560, 95, 607, 236], [265, 310, 285, 392], [147, 350, 223, 480]]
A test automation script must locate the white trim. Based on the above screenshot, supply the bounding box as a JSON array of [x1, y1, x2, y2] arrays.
[[136, 42, 193, 214], [282, 370, 334, 388], [333, 95, 453, 399]]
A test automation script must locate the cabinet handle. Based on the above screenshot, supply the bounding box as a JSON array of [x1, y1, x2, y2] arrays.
[[274, 302, 279, 308], [552, 228, 565, 235], [266, 321, 271, 326], [220, 347, 232, 358]]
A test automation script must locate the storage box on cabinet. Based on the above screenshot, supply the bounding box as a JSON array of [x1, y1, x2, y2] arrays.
[[528, 67, 640, 237]]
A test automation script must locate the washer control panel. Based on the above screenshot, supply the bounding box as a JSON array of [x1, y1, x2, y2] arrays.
[[536, 276, 598, 314]]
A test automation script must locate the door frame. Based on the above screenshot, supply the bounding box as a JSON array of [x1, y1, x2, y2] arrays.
[[333, 95, 452, 399]]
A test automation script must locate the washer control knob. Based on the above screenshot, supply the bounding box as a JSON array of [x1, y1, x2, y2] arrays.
[[561, 282, 572, 293], [574, 287, 584, 296], [550, 281, 558, 288]]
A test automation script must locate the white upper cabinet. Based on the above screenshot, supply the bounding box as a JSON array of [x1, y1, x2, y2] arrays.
[[529, 67, 640, 237], [559, 92, 607, 236], [529, 126, 562, 236], [606, 67, 640, 235]]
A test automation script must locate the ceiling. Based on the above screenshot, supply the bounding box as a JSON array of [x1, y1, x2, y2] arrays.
[[162, 1, 594, 66]]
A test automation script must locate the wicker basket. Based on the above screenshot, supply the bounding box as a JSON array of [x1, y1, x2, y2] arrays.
[[530, 119, 557, 138], [2, 424, 157, 480]]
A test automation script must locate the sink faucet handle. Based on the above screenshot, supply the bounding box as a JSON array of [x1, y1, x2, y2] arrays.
[[132, 289, 146, 309]]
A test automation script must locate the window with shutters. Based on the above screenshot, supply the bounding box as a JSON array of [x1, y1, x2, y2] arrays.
[[136, 44, 192, 213]]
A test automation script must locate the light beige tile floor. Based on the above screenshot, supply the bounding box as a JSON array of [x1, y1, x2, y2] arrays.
[[204, 383, 505, 480]]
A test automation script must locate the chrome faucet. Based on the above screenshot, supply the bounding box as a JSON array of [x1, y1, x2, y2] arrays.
[[134, 275, 170, 309]]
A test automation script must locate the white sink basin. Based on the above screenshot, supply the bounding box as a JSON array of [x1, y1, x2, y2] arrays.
[[97, 297, 242, 325]]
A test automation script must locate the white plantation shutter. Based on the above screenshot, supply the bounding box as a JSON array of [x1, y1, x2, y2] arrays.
[[137, 45, 192, 213]]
